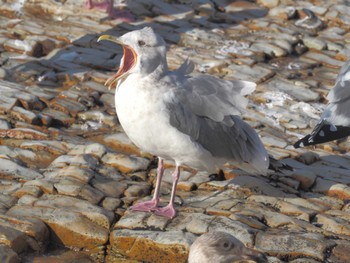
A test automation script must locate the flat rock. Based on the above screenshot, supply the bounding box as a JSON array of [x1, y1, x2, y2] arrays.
[[7, 205, 109, 250], [109, 229, 194, 263], [0, 96, 18, 113], [255, 231, 335, 261], [261, 77, 319, 102], [0, 157, 43, 181], [316, 214, 350, 236], [102, 153, 150, 173], [312, 178, 350, 199], [103, 133, 141, 155], [10, 106, 39, 125]]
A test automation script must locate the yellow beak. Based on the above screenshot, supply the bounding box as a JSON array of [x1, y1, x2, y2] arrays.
[[97, 35, 124, 46]]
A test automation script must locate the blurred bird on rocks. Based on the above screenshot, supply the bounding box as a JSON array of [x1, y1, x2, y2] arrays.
[[98, 27, 269, 219], [85, 0, 133, 21], [294, 58, 350, 148]]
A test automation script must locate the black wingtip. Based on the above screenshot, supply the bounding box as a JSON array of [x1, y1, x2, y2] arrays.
[[294, 124, 350, 148], [293, 135, 311, 148]]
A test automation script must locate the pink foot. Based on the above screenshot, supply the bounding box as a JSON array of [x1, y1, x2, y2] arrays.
[[108, 9, 134, 22], [154, 204, 176, 219], [131, 199, 158, 212], [85, 0, 109, 9]]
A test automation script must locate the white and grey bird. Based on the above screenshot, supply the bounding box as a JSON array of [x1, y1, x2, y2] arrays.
[[188, 231, 266, 263], [294, 58, 350, 148], [98, 27, 269, 219]]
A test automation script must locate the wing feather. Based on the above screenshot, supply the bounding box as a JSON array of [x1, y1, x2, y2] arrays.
[[173, 75, 257, 122], [166, 94, 268, 174]]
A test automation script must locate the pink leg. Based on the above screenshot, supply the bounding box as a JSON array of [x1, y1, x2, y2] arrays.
[[85, 0, 93, 9], [85, 0, 134, 21], [131, 158, 164, 212], [85, 0, 110, 9], [154, 165, 180, 219]]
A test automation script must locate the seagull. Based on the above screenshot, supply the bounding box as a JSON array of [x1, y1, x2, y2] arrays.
[[188, 231, 267, 263], [294, 58, 350, 148], [98, 27, 269, 218], [85, 0, 133, 21]]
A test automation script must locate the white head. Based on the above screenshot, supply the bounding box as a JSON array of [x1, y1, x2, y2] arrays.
[[98, 27, 167, 88], [188, 231, 266, 263]]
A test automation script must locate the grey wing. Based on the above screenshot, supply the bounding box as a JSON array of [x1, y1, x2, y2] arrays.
[[321, 59, 350, 126], [166, 98, 269, 174], [176, 74, 256, 122], [327, 59, 350, 103]]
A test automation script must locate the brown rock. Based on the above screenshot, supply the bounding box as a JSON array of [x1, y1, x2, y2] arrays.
[[0, 225, 27, 253], [329, 240, 350, 263], [4, 128, 48, 140], [109, 229, 192, 263], [0, 244, 20, 263]]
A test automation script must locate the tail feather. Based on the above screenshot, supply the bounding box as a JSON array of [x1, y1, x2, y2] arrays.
[[294, 120, 350, 148]]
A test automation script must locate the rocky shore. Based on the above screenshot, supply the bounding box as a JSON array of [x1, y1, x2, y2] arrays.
[[1, 0, 350, 262]]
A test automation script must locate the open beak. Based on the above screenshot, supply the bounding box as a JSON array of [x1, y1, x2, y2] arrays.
[[98, 34, 137, 89]]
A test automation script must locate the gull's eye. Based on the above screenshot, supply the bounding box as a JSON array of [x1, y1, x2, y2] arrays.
[[220, 240, 233, 251], [138, 40, 146, 46]]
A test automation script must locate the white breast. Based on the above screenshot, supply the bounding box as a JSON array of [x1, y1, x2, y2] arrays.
[[114, 75, 218, 172]]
